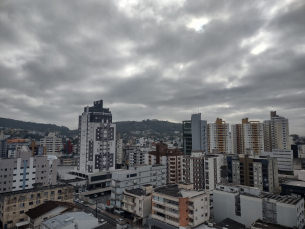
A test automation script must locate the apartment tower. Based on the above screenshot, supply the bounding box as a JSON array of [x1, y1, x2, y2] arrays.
[[264, 111, 290, 151], [208, 118, 231, 154], [77, 100, 116, 173]]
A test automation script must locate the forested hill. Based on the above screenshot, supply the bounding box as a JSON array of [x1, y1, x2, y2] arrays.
[[0, 117, 75, 136], [0, 117, 182, 136], [115, 119, 182, 135]]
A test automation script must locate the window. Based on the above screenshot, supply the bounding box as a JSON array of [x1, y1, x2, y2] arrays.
[[36, 200, 40, 204], [20, 210, 24, 214], [29, 202, 33, 206]]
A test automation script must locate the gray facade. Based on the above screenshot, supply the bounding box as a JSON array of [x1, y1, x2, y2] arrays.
[[191, 113, 208, 153], [110, 164, 166, 209]]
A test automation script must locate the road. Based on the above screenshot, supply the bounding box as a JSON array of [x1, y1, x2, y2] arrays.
[[74, 202, 117, 226]]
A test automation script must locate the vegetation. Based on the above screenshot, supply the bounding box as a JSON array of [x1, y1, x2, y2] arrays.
[[115, 119, 182, 135]]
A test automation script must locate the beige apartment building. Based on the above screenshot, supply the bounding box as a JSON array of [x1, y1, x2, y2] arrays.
[[0, 184, 73, 229], [148, 143, 183, 184], [149, 183, 210, 229], [122, 185, 153, 225]]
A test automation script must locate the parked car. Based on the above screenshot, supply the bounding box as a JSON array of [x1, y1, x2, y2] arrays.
[[98, 219, 105, 223], [84, 204, 89, 207], [94, 194, 98, 198], [80, 201, 84, 204], [116, 219, 124, 223], [95, 208, 101, 213]]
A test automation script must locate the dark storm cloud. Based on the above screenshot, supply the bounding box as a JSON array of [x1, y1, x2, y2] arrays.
[[0, 0, 304, 135]]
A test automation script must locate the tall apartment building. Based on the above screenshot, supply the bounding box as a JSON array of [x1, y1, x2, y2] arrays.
[[232, 118, 264, 155], [149, 183, 210, 228], [148, 143, 183, 184], [183, 152, 221, 191], [110, 164, 166, 209], [208, 118, 231, 154], [40, 133, 62, 157], [0, 183, 74, 229], [214, 183, 305, 228], [182, 113, 208, 156], [0, 133, 8, 158], [0, 146, 58, 194], [264, 111, 290, 151], [231, 124, 242, 154], [116, 133, 123, 167], [227, 154, 279, 193], [261, 149, 294, 172], [77, 100, 116, 173]]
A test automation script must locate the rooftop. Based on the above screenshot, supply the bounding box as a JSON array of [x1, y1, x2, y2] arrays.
[[282, 180, 305, 187], [250, 219, 293, 229], [216, 218, 245, 229], [42, 211, 96, 229], [25, 201, 80, 219], [0, 184, 73, 197], [125, 188, 148, 196], [154, 185, 206, 198]]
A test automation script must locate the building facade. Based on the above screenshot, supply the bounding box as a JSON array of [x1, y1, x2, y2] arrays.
[[111, 164, 166, 209], [116, 134, 123, 166], [0, 146, 58, 194], [77, 100, 116, 173], [40, 133, 62, 157], [227, 155, 279, 193], [208, 118, 231, 154], [261, 149, 294, 172], [214, 183, 304, 228], [149, 183, 210, 228], [0, 184, 74, 229], [183, 152, 221, 191], [122, 185, 153, 224], [182, 113, 208, 156], [148, 143, 183, 184], [264, 111, 290, 152]]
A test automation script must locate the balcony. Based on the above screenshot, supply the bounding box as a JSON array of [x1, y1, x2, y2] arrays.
[[152, 206, 165, 213], [165, 218, 179, 227], [152, 214, 165, 222], [188, 205, 194, 210], [166, 211, 179, 218], [152, 199, 165, 206], [188, 221, 194, 226], [188, 213, 193, 218], [165, 202, 179, 210], [122, 199, 136, 206]]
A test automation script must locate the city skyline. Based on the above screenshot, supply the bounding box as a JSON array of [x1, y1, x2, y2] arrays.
[[0, 0, 304, 135]]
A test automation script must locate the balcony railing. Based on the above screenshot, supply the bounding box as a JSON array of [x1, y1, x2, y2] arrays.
[[152, 206, 165, 213], [165, 202, 179, 210], [166, 211, 179, 218], [152, 214, 165, 222], [165, 218, 179, 227]]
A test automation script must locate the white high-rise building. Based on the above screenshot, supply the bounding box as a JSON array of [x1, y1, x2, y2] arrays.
[[40, 132, 62, 156], [77, 100, 116, 173], [264, 111, 290, 152]]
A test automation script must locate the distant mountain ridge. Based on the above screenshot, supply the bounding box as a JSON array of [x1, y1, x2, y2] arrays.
[[0, 117, 182, 136]]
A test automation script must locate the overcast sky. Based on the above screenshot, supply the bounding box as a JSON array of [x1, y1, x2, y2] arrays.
[[0, 0, 304, 134]]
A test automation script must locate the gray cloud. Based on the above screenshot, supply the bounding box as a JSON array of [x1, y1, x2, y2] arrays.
[[0, 0, 304, 135]]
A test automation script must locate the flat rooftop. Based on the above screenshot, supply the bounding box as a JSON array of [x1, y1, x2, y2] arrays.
[[125, 188, 148, 196], [154, 185, 206, 198], [282, 180, 305, 187], [42, 211, 95, 229], [251, 219, 293, 229]]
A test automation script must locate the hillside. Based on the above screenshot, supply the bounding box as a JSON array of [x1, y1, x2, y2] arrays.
[[115, 119, 182, 135], [0, 117, 182, 137], [0, 117, 77, 137]]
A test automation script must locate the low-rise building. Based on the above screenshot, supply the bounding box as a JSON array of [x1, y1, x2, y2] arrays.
[[40, 132, 62, 157], [0, 184, 74, 229], [41, 211, 98, 229], [111, 164, 166, 209], [214, 183, 304, 228], [149, 183, 210, 228], [25, 201, 80, 229], [122, 185, 153, 224]]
